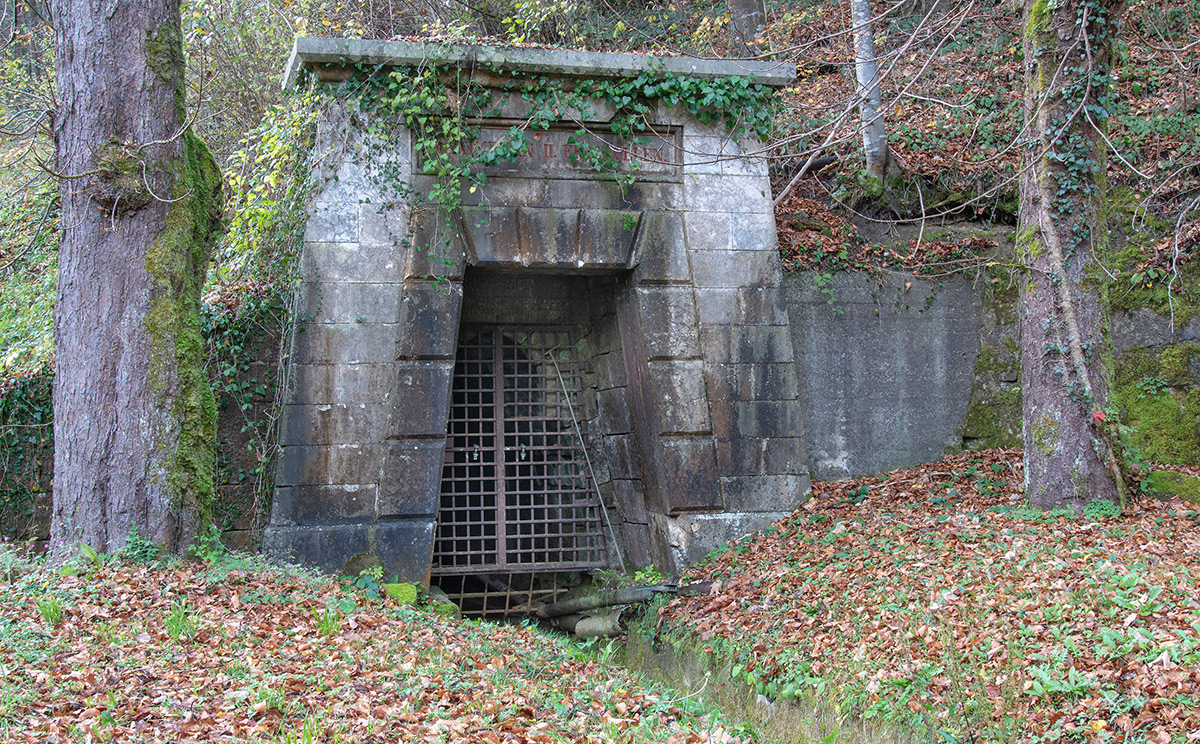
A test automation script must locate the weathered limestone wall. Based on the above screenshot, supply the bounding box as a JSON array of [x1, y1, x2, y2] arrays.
[[265, 39, 806, 579], [785, 270, 1200, 480], [266, 104, 439, 579]]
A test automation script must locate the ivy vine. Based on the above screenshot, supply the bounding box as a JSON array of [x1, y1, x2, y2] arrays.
[[311, 55, 781, 249], [0, 375, 52, 541]]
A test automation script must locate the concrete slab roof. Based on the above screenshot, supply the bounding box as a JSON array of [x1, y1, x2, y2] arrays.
[[283, 37, 797, 89]]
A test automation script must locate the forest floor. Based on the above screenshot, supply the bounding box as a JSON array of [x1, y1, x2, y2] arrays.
[[654, 449, 1200, 744], [0, 550, 747, 744], [4, 450, 1197, 744]]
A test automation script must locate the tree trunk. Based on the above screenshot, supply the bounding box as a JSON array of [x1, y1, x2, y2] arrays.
[[50, 0, 222, 556], [1018, 0, 1126, 509], [850, 0, 892, 184], [729, 0, 767, 57]]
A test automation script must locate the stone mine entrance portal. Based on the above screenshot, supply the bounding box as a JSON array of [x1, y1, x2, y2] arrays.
[[265, 39, 810, 607]]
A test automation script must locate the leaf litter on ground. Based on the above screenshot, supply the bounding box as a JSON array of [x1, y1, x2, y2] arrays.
[[0, 555, 747, 743], [657, 448, 1200, 744]]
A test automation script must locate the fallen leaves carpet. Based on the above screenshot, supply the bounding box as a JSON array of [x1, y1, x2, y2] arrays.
[[658, 449, 1200, 744], [0, 558, 741, 743]]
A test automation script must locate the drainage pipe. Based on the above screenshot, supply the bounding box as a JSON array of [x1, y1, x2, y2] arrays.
[[537, 584, 673, 618]]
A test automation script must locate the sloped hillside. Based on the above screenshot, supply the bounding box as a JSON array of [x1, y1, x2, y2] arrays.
[[654, 449, 1200, 743]]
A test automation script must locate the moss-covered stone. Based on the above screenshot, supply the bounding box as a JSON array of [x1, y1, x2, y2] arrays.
[[425, 585, 461, 618], [1160, 345, 1193, 385], [1113, 344, 1200, 465], [962, 386, 1022, 449], [985, 282, 1020, 326], [1105, 195, 1199, 325], [974, 342, 1010, 375], [343, 553, 384, 576], [383, 582, 419, 606], [1141, 470, 1200, 503], [429, 601, 461, 618]]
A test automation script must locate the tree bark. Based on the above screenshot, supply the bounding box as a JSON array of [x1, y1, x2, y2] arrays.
[[850, 0, 893, 184], [50, 0, 222, 556], [1018, 0, 1126, 509]]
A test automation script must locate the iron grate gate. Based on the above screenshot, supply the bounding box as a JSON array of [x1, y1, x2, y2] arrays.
[[433, 327, 606, 574]]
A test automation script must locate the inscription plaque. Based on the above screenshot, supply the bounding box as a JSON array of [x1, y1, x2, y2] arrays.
[[415, 123, 682, 181]]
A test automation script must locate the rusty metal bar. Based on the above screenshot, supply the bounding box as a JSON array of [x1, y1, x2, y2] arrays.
[[545, 349, 627, 573]]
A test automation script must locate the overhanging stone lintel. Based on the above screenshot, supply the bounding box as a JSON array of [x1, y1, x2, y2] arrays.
[[284, 37, 798, 89]]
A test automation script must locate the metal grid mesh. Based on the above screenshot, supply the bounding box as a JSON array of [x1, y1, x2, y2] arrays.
[[432, 573, 574, 618], [433, 327, 605, 574]]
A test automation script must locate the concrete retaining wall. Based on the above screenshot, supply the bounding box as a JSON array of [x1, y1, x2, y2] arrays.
[[784, 272, 982, 480]]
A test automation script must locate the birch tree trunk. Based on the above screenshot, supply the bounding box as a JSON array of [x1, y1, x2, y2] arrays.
[[1018, 0, 1126, 509], [850, 0, 892, 184], [50, 0, 222, 556]]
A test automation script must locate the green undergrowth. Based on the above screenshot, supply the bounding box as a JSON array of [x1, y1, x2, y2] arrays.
[[1107, 194, 1199, 325], [202, 287, 289, 540], [1111, 240, 1199, 327], [0, 374, 51, 542], [0, 184, 57, 380], [0, 184, 57, 543], [0, 292, 289, 544], [622, 628, 919, 744]]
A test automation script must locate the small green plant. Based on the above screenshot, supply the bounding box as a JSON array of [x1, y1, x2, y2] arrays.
[[0, 541, 34, 582], [190, 524, 226, 563], [633, 566, 665, 585], [1135, 375, 1169, 398], [839, 485, 871, 506], [118, 524, 160, 564], [273, 715, 333, 744], [1028, 664, 1098, 699], [1082, 499, 1121, 520], [811, 271, 844, 313], [251, 682, 289, 714], [165, 599, 199, 641], [36, 595, 64, 626], [352, 565, 384, 596], [314, 604, 342, 637], [573, 636, 618, 664], [78, 541, 105, 567]]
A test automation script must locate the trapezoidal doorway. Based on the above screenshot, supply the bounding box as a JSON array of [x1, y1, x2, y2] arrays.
[[432, 326, 607, 615]]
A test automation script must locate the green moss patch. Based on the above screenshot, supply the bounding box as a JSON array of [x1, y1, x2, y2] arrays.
[[1108, 222, 1199, 325], [1141, 470, 1200, 503], [429, 602, 460, 618], [383, 582, 419, 606], [143, 131, 224, 531], [962, 391, 1022, 449], [1114, 345, 1200, 465]]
